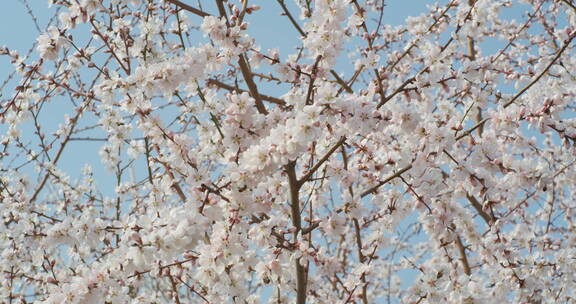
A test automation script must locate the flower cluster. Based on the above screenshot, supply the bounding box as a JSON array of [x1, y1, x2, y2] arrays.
[[2, 0, 576, 303]]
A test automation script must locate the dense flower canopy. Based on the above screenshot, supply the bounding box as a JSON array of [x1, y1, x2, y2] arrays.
[[1, 0, 576, 303]]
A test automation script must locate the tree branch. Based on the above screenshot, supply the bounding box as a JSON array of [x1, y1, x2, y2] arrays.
[[206, 78, 286, 106], [165, 0, 211, 17], [238, 54, 268, 115], [286, 161, 308, 304], [455, 235, 471, 276], [360, 164, 413, 198], [298, 137, 346, 187]]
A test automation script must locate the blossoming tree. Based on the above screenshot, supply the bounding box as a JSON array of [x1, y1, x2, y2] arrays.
[[1, 0, 576, 302]]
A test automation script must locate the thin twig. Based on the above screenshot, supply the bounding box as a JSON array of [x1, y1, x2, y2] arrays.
[[503, 32, 576, 108], [560, 0, 576, 12]]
